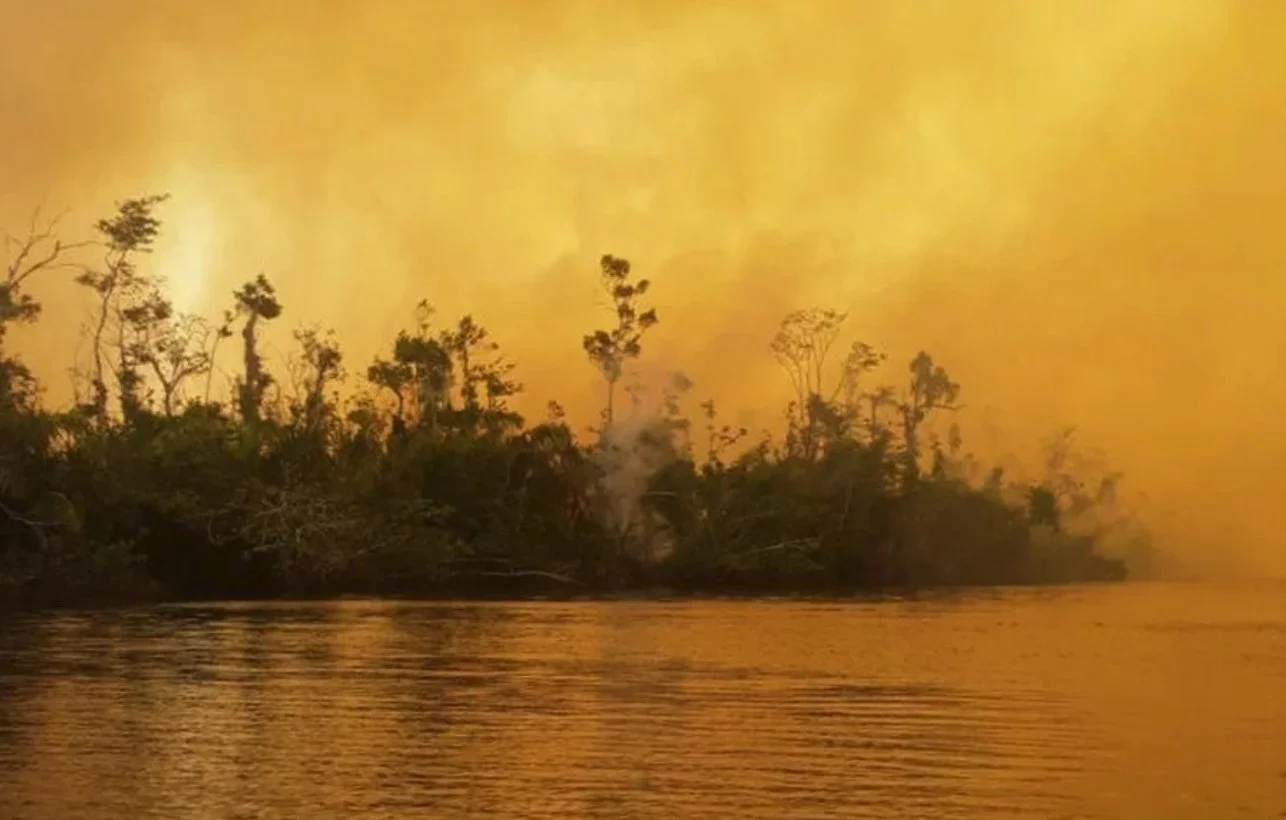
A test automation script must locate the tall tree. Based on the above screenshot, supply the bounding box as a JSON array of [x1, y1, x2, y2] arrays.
[[582, 254, 657, 427], [896, 351, 960, 489], [438, 313, 523, 432], [289, 326, 344, 434], [229, 274, 282, 425], [770, 308, 885, 458], [838, 341, 887, 419], [439, 314, 489, 411], [117, 287, 174, 416], [770, 308, 846, 408], [76, 195, 167, 422]]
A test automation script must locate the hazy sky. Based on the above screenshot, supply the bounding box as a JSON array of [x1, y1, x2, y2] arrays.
[[1, 1, 1283, 575]]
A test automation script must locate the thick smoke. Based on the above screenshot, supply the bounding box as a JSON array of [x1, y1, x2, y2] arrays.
[[2, 1, 1285, 575], [591, 373, 693, 563]]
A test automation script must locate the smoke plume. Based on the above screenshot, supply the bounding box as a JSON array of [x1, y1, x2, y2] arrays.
[[2, 0, 1284, 575]]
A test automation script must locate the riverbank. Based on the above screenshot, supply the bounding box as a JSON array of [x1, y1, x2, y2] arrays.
[[0, 556, 1127, 614], [2, 206, 1140, 618]]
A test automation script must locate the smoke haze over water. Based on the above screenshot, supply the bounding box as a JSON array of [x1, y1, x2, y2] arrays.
[[2, 1, 1284, 575]]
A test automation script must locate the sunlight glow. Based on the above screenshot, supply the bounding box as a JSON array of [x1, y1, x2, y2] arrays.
[[155, 189, 216, 313]]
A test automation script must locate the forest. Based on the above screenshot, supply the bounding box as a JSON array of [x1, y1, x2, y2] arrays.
[[0, 196, 1134, 609]]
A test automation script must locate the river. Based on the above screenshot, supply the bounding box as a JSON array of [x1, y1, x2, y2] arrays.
[[1, 583, 1283, 818]]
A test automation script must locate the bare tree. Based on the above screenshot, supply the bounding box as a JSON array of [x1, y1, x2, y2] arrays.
[[770, 308, 847, 408], [129, 303, 213, 416], [770, 308, 887, 458], [202, 309, 236, 404], [2, 208, 89, 343], [2, 207, 90, 409]]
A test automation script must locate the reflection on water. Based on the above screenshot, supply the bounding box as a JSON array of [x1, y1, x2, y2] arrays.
[[2, 584, 1285, 819]]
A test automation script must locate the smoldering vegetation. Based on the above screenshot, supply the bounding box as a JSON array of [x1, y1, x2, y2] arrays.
[[2, 1, 1284, 581], [0, 200, 1135, 607]]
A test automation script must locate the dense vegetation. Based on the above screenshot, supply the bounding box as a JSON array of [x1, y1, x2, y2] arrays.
[[0, 198, 1134, 609]]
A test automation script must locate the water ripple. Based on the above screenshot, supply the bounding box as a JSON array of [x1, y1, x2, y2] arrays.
[[2, 587, 1286, 818]]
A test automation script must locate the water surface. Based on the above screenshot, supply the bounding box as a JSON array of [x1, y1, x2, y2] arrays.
[[2, 583, 1284, 818]]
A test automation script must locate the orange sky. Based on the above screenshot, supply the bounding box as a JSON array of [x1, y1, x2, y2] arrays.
[[1, 0, 1283, 576]]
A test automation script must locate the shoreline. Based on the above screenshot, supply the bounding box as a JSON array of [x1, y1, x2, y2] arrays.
[[0, 576, 1128, 615]]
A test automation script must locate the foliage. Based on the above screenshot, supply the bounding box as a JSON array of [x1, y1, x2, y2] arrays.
[[0, 199, 1133, 609], [582, 254, 658, 426]]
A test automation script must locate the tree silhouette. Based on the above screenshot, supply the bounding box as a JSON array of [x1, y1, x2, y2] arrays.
[[2, 209, 88, 339], [368, 301, 455, 436], [289, 326, 344, 434], [1, 210, 90, 411], [230, 274, 282, 425], [119, 287, 211, 417], [582, 254, 658, 427], [897, 351, 961, 489], [0, 195, 1135, 610], [75, 194, 167, 422], [770, 308, 886, 459]]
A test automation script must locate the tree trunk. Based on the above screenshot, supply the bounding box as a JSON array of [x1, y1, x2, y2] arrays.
[[239, 314, 260, 425], [605, 378, 616, 427]]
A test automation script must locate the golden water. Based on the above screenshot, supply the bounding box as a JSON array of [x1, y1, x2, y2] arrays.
[[1, 584, 1284, 818]]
